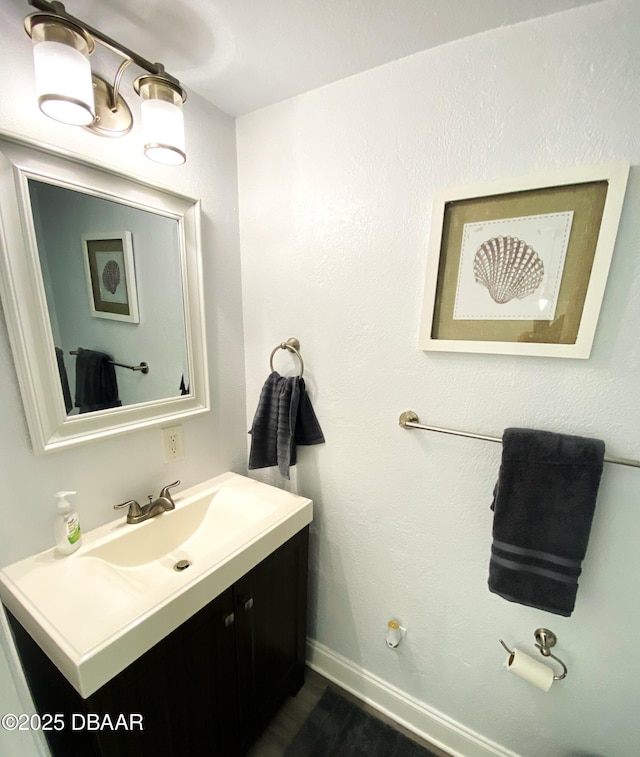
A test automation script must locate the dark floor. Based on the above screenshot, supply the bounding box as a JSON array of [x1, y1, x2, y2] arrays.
[[247, 667, 451, 757]]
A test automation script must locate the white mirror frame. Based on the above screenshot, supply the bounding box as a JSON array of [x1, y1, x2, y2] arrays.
[[0, 134, 209, 454]]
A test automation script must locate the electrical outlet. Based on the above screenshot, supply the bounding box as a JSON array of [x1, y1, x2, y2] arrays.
[[162, 425, 184, 463]]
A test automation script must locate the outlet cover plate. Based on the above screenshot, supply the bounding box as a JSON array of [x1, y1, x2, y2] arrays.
[[162, 425, 184, 463]]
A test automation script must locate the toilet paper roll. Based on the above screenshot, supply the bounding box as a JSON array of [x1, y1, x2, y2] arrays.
[[506, 648, 554, 691]]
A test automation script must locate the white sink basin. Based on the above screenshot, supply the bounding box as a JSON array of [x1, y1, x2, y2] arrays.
[[85, 485, 281, 569], [0, 472, 312, 698]]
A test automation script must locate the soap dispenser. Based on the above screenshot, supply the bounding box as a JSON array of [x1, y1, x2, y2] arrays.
[[54, 491, 82, 555]]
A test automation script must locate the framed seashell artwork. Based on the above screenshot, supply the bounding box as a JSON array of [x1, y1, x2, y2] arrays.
[[81, 232, 139, 323], [419, 162, 629, 358]]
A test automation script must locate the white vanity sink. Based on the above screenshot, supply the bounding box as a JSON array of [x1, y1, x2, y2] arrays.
[[0, 472, 312, 698]]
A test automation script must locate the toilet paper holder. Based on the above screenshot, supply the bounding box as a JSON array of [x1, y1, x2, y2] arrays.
[[499, 628, 568, 680]]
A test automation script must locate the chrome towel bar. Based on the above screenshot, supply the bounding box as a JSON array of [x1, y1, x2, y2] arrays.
[[399, 410, 640, 469]]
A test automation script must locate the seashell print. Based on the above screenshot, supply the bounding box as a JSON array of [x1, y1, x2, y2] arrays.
[[102, 259, 121, 295], [473, 235, 544, 304]]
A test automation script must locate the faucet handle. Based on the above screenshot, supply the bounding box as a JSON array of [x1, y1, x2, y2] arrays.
[[114, 499, 143, 517], [159, 480, 181, 503]]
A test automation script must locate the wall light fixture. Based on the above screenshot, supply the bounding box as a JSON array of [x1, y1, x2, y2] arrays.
[[24, 0, 188, 165]]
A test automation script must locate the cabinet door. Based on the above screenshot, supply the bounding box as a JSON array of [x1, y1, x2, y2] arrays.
[[6, 609, 101, 757], [90, 586, 241, 757], [234, 527, 309, 749], [7, 587, 241, 757]]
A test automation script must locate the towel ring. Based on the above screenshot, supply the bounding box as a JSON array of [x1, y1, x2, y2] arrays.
[[269, 337, 304, 377]]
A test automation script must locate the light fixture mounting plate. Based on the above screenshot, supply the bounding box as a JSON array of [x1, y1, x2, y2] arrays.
[[86, 75, 132, 137]]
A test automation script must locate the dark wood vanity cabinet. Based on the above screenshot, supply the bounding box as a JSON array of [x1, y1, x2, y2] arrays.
[[7, 526, 309, 757], [235, 526, 309, 751]]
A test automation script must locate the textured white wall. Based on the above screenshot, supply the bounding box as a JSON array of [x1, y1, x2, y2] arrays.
[[237, 2, 640, 755], [0, 4, 246, 755]]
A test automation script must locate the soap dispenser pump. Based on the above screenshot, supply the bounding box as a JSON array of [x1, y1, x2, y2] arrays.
[[54, 491, 82, 555]]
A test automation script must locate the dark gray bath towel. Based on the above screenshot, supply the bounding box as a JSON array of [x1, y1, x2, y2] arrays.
[[489, 428, 605, 617], [74, 349, 122, 414], [248, 372, 325, 479]]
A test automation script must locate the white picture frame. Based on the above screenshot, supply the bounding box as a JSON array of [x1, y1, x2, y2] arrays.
[[81, 231, 140, 323], [419, 162, 629, 358]]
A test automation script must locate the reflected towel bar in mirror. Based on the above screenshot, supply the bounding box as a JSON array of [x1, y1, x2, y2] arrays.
[[70, 348, 149, 374], [398, 410, 640, 469]]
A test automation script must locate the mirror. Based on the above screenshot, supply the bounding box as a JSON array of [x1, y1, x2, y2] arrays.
[[29, 180, 189, 412], [0, 135, 209, 453]]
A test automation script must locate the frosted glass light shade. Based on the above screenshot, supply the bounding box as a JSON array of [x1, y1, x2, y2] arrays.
[[137, 78, 186, 165], [30, 21, 95, 126]]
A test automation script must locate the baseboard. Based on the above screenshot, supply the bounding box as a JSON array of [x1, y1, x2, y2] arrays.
[[306, 639, 520, 757]]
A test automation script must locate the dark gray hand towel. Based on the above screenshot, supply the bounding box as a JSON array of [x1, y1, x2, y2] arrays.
[[489, 428, 605, 617], [294, 378, 325, 445], [74, 349, 122, 414], [249, 372, 325, 479]]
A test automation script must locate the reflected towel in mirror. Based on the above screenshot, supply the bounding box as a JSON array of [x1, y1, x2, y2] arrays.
[[74, 349, 122, 414], [55, 347, 72, 414]]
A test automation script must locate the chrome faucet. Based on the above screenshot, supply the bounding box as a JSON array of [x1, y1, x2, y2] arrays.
[[114, 480, 181, 524]]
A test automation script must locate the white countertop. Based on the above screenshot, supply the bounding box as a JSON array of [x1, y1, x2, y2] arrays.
[[0, 472, 312, 698]]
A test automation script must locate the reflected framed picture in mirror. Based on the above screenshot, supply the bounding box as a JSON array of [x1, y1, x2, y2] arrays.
[[82, 232, 140, 323]]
